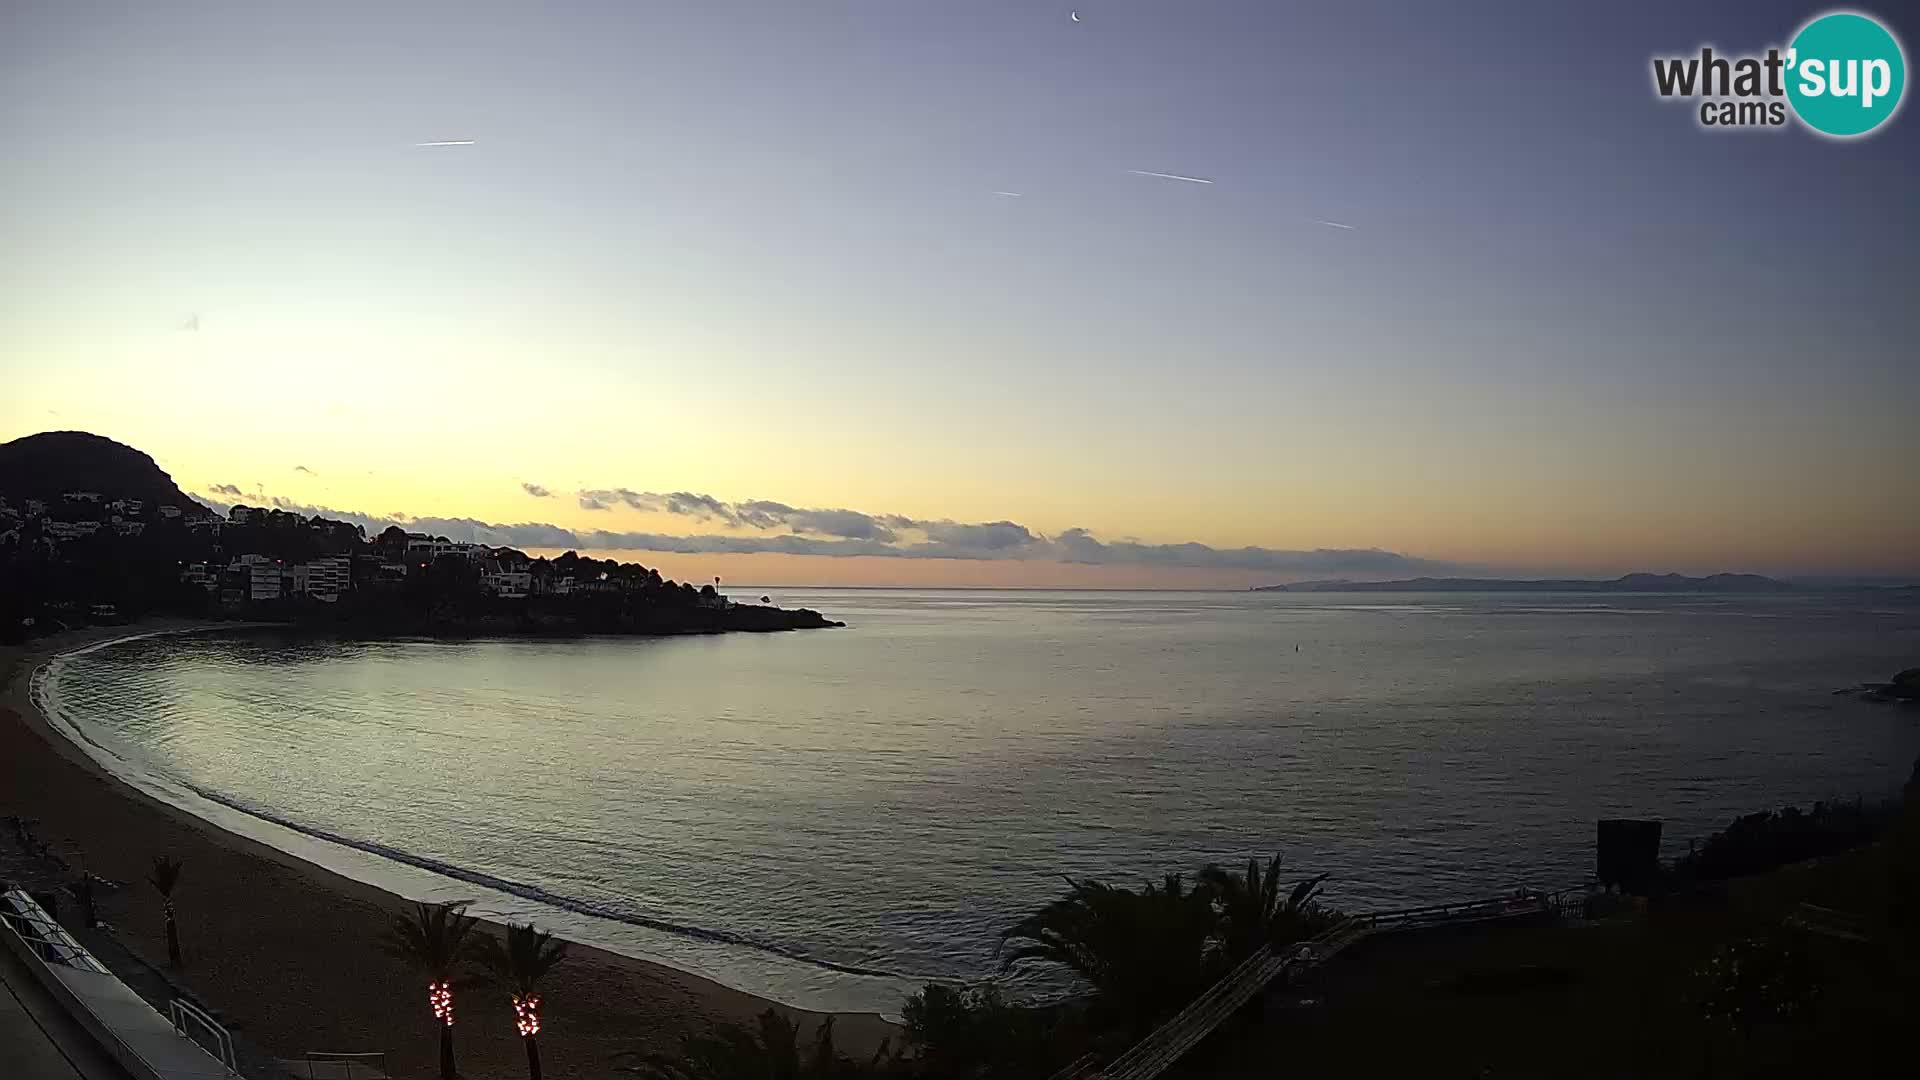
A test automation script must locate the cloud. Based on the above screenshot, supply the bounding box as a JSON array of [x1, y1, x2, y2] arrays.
[[293, 465, 316, 475], [521, 483, 553, 498], [787, 509, 898, 541], [921, 520, 1036, 550], [578, 488, 666, 513], [1127, 169, 1214, 185], [228, 491, 1463, 577], [207, 483, 245, 498]]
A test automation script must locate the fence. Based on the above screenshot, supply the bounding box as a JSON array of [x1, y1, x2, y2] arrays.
[[302, 1051, 390, 1079], [1073, 883, 1594, 1080], [1, 887, 238, 1079], [172, 995, 241, 1072]]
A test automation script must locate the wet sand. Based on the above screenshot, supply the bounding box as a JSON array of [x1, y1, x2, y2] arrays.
[[1, 621, 900, 1079]]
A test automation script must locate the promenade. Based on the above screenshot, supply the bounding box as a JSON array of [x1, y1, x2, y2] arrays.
[[1, 942, 128, 1080]]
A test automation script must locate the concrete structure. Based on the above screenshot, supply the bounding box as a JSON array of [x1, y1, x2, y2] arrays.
[[230, 555, 282, 602], [404, 536, 489, 560], [288, 556, 351, 601], [2, 889, 234, 1080], [480, 562, 531, 598], [45, 521, 103, 540]]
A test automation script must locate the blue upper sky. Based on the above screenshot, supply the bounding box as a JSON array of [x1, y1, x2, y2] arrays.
[[3, 1, 1915, 584]]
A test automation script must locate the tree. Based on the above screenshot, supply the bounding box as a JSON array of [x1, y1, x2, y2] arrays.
[[901, 982, 1061, 1078], [477, 922, 570, 1080], [381, 902, 485, 1080], [149, 855, 185, 967], [1196, 854, 1336, 962], [1000, 874, 1219, 1035], [616, 1009, 880, 1080]]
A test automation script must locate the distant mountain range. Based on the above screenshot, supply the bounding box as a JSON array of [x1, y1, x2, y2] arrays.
[[1253, 573, 1796, 593], [0, 431, 211, 517]]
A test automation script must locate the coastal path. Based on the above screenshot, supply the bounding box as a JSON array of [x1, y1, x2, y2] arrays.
[[3, 889, 237, 1080], [1054, 886, 1582, 1080]]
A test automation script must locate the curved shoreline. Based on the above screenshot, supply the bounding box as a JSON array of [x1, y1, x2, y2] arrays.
[[2, 621, 903, 1076], [36, 627, 918, 991]]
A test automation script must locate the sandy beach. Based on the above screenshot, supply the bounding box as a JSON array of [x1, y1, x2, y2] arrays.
[[1, 621, 901, 1080]]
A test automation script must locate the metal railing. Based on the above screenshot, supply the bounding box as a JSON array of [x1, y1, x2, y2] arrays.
[[1, 889, 110, 972], [171, 996, 240, 1073], [3, 888, 242, 1079], [1786, 902, 1871, 943], [1085, 885, 1589, 1080], [303, 1050, 390, 1079]]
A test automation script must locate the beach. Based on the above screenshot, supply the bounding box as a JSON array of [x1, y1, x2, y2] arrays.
[[0, 621, 900, 1080]]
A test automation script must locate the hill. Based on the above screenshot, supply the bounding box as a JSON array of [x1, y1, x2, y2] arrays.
[[0, 431, 211, 517], [1253, 573, 1794, 593]]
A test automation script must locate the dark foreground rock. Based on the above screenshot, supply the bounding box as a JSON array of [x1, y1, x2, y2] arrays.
[[1835, 666, 1920, 704]]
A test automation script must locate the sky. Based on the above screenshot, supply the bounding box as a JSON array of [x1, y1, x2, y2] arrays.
[[3, 1, 1916, 587]]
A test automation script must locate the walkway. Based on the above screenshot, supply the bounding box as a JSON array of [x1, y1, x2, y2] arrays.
[[1060, 888, 1573, 1080], [2, 889, 236, 1080], [1, 943, 130, 1080]]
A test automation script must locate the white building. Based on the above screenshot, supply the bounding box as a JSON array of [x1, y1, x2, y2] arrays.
[[303, 556, 352, 601], [181, 563, 219, 592], [44, 520, 102, 540], [231, 554, 282, 601], [481, 569, 532, 598], [405, 537, 490, 560], [228, 507, 256, 524], [158, 505, 183, 519]]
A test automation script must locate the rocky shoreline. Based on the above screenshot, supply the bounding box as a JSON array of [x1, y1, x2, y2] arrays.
[[1835, 666, 1920, 704]]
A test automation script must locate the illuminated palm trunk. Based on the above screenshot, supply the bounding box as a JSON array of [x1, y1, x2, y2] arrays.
[[430, 981, 457, 1080], [514, 993, 544, 1080]]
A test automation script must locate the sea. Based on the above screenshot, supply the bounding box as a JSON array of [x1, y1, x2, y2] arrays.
[[35, 589, 1920, 1016]]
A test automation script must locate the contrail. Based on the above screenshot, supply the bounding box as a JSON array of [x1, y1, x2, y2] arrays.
[[993, 191, 1024, 197], [414, 139, 476, 147], [1127, 169, 1214, 185], [1312, 219, 1356, 230]]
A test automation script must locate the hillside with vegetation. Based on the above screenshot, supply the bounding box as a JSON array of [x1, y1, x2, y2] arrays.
[[0, 433, 840, 641]]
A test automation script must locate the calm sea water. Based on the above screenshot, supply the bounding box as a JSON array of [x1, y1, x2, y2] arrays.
[[42, 590, 1920, 1012]]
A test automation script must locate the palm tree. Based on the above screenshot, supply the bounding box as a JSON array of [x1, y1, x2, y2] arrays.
[[149, 855, 184, 967], [616, 1009, 876, 1080], [381, 901, 485, 1080], [1196, 854, 1335, 962], [1000, 873, 1219, 1034], [477, 922, 569, 1080]]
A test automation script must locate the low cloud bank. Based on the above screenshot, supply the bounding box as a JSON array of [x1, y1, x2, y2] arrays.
[[195, 486, 1462, 575]]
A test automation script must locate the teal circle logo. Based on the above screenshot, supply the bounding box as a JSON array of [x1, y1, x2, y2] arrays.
[[1786, 11, 1907, 137]]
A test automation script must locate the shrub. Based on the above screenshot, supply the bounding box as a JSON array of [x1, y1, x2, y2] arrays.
[[1674, 800, 1895, 882]]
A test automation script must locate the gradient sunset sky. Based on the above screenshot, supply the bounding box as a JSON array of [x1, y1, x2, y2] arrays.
[[4, 2, 1916, 587]]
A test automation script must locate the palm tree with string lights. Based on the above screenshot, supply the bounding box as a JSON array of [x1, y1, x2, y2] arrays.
[[381, 901, 485, 1080], [477, 921, 570, 1080]]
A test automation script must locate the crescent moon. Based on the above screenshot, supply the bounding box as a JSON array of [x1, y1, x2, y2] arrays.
[[1070, 11, 1080, 22]]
